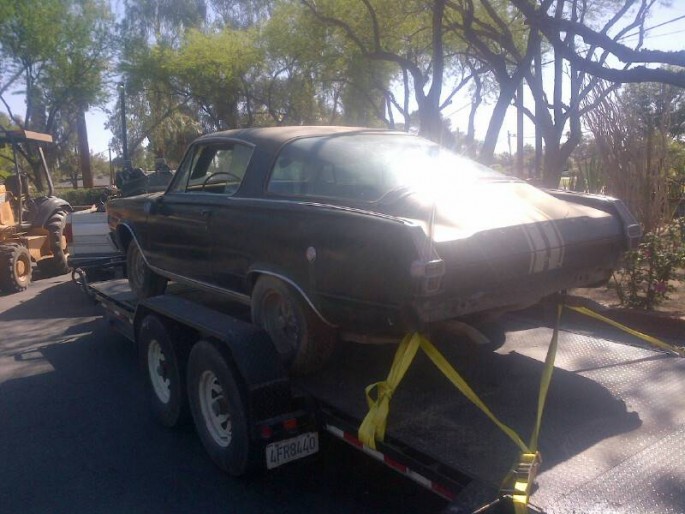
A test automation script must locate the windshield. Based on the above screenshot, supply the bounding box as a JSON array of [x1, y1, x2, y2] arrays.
[[268, 133, 505, 202]]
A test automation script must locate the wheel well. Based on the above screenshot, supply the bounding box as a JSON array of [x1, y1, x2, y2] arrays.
[[116, 225, 134, 252], [247, 271, 335, 328]]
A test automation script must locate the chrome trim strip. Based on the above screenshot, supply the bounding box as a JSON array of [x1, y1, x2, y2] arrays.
[[248, 269, 337, 328], [149, 265, 252, 305], [127, 230, 335, 326]]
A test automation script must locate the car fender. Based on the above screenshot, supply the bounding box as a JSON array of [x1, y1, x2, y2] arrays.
[[246, 266, 336, 328], [114, 221, 146, 261]]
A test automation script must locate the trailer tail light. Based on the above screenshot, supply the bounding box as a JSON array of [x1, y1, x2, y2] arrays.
[[411, 258, 445, 294], [260, 425, 273, 439], [282, 418, 298, 431]]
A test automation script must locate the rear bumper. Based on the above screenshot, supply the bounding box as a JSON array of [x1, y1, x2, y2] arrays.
[[413, 264, 613, 323]]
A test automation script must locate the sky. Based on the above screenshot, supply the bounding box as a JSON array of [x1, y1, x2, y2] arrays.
[[7, 2, 685, 159], [446, 2, 685, 154]]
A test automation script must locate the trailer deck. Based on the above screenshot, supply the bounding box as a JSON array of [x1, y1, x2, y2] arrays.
[[90, 280, 685, 513]]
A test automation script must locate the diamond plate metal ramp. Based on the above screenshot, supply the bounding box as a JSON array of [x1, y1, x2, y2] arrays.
[[298, 314, 685, 513], [509, 321, 685, 514]]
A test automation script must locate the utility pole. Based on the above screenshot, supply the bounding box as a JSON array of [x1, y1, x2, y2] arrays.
[[119, 82, 130, 171], [516, 82, 524, 178]]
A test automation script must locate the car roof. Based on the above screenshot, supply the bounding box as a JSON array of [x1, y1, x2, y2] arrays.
[[194, 126, 409, 154]]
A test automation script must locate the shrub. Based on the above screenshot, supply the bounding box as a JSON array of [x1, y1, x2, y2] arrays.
[[56, 187, 114, 207], [613, 219, 685, 309]]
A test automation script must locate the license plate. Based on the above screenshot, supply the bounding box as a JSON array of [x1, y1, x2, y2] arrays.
[[265, 432, 319, 470]]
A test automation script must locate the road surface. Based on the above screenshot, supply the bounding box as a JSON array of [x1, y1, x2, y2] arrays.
[[0, 273, 445, 514]]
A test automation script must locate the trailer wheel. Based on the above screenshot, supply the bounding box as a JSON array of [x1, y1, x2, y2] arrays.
[[187, 340, 253, 476], [37, 210, 69, 276], [138, 314, 189, 428], [251, 276, 336, 375], [0, 244, 32, 293], [126, 241, 167, 298]]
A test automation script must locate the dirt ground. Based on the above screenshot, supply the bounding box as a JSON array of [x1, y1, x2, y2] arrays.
[[559, 270, 684, 343], [570, 273, 685, 320]]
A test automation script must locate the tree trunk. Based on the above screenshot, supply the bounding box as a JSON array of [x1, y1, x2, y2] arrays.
[[77, 108, 94, 189], [480, 81, 517, 163], [541, 140, 566, 188], [417, 100, 443, 143]]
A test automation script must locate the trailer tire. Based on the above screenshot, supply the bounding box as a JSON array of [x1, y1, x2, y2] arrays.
[[138, 314, 189, 428], [187, 340, 253, 476], [37, 210, 69, 276], [0, 244, 32, 293], [251, 276, 336, 375], [126, 241, 167, 298]]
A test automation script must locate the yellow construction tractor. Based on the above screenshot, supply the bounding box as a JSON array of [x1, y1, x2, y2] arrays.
[[0, 129, 71, 293]]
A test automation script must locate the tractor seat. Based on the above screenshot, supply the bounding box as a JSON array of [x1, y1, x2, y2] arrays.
[[4, 174, 29, 198], [2, 175, 32, 230]]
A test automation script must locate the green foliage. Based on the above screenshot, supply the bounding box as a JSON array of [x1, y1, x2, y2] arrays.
[[56, 187, 112, 206], [613, 219, 685, 310], [0, 0, 113, 190]]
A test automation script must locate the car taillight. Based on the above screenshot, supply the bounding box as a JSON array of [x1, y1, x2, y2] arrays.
[[411, 258, 445, 294]]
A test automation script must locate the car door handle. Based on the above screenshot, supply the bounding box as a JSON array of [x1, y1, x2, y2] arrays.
[[200, 209, 211, 218]]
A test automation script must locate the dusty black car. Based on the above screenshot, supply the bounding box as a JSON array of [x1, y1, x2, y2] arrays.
[[108, 126, 640, 373]]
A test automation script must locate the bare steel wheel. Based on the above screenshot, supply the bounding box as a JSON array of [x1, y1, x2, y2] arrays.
[[138, 314, 189, 427], [148, 339, 171, 404], [261, 288, 301, 358], [198, 369, 232, 448], [187, 340, 253, 475], [251, 276, 336, 375]]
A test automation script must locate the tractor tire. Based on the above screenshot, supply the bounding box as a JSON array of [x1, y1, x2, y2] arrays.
[[37, 210, 70, 277], [251, 276, 337, 375], [126, 241, 167, 299], [0, 244, 32, 293]]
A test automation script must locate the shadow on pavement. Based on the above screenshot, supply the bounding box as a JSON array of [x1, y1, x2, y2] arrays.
[[0, 279, 98, 322], [0, 326, 446, 514]]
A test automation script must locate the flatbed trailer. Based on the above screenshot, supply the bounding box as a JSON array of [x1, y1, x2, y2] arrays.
[[88, 279, 685, 513]]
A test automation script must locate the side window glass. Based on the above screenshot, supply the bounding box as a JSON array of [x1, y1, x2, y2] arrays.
[[168, 146, 198, 193], [267, 151, 311, 196], [184, 143, 253, 195]]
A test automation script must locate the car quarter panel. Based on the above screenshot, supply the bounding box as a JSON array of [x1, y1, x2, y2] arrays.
[[207, 197, 420, 331]]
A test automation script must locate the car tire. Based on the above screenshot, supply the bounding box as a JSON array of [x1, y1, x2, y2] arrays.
[[37, 210, 70, 276], [0, 244, 32, 293], [251, 276, 336, 375], [187, 340, 254, 476], [138, 314, 189, 428], [126, 241, 167, 298]]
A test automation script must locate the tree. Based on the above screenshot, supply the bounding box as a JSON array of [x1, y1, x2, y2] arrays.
[[0, 0, 112, 189], [301, 0, 476, 143], [585, 81, 684, 232]]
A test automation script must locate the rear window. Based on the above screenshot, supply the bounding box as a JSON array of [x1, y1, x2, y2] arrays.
[[267, 133, 502, 202]]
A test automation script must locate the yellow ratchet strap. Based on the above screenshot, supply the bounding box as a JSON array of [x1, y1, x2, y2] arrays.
[[358, 305, 563, 513], [500, 303, 562, 514], [358, 332, 422, 449], [567, 305, 685, 357]]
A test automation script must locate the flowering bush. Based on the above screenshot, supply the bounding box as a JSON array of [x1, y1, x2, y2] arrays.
[[613, 219, 685, 310]]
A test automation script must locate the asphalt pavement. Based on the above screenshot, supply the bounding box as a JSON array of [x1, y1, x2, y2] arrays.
[[0, 274, 445, 514]]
